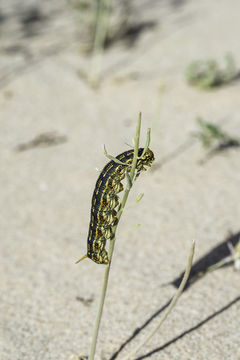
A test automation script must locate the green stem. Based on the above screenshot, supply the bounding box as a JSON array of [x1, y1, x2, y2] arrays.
[[88, 0, 112, 87], [88, 262, 110, 360], [89, 113, 143, 360]]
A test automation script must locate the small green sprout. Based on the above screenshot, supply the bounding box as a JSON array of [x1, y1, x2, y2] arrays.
[[193, 117, 240, 150], [185, 53, 237, 89]]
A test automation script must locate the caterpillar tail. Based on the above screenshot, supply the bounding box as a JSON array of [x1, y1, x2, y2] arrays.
[[75, 254, 88, 264]]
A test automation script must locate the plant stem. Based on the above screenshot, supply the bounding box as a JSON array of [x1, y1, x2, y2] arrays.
[[89, 113, 143, 360], [88, 0, 112, 87], [123, 240, 195, 360], [88, 262, 110, 360]]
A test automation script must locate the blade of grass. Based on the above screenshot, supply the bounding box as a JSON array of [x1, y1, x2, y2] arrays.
[[88, 0, 112, 87], [104, 144, 130, 166], [123, 240, 195, 360], [140, 128, 151, 158]]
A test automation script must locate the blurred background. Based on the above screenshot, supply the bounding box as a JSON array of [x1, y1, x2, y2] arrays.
[[0, 1, 240, 360]]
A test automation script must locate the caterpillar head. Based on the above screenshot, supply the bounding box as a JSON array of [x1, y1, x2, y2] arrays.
[[139, 148, 155, 167]]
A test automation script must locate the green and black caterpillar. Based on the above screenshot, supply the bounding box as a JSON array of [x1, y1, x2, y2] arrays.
[[76, 148, 154, 265]]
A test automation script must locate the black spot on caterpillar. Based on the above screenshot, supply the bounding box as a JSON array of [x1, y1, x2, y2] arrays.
[[76, 148, 154, 265]]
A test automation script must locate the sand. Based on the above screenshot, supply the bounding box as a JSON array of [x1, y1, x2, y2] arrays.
[[0, 1, 240, 359]]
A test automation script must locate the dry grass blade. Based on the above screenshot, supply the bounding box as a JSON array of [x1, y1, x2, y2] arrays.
[[123, 240, 195, 360]]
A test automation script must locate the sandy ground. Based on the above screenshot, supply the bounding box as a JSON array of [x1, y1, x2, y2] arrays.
[[0, 1, 240, 359]]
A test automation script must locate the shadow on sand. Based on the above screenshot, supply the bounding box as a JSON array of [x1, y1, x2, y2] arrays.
[[110, 231, 240, 360]]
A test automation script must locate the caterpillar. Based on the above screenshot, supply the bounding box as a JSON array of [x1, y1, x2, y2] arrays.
[[76, 147, 154, 265]]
